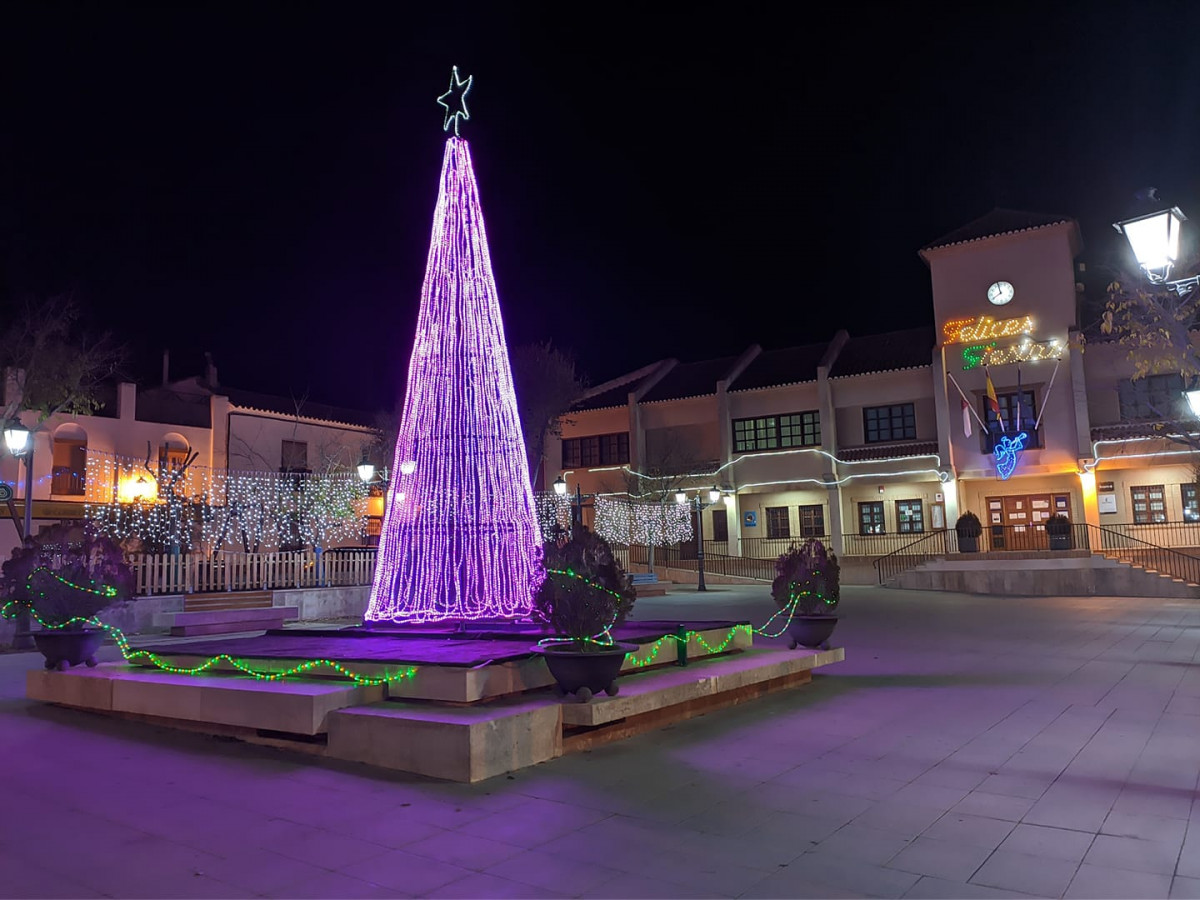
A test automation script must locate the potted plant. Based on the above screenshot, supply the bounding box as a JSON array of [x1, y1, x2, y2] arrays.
[[533, 531, 637, 702], [956, 511, 983, 553], [1045, 513, 1072, 550], [772, 538, 840, 650], [1, 524, 135, 670]]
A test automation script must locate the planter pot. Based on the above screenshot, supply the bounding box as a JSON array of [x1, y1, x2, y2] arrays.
[[536, 641, 638, 702], [1048, 532, 1072, 550], [786, 615, 839, 651], [957, 533, 980, 553], [33, 628, 106, 671]]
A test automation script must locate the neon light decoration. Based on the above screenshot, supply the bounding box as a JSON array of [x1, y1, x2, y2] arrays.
[[943, 315, 1034, 345], [994, 432, 1027, 480], [962, 338, 1064, 370], [366, 135, 543, 624], [436, 65, 473, 136]]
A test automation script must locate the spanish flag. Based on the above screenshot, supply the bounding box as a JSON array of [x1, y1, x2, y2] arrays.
[[985, 369, 1005, 430]]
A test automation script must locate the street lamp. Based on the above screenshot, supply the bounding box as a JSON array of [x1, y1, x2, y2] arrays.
[[676, 486, 723, 591], [553, 474, 589, 538], [4, 424, 33, 649], [1114, 206, 1196, 293], [356, 456, 376, 484]]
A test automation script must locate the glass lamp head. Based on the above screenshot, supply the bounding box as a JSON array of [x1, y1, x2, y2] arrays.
[[552, 475, 568, 496], [675, 490, 688, 505], [1114, 207, 1186, 280], [708, 487, 722, 505], [1185, 389, 1200, 419], [357, 461, 376, 483], [3, 426, 30, 455]]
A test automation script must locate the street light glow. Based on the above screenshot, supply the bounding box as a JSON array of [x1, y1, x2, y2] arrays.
[[3, 426, 29, 455], [1114, 207, 1185, 278]]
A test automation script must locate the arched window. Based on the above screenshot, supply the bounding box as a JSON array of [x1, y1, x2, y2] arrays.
[[51, 424, 88, 496], [159, 433, 190, 473]]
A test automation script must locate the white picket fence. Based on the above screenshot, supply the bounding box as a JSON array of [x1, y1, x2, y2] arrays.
[[129, 550, 377, 596]]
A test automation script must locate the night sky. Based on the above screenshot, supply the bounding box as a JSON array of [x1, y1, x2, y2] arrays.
[[6, 2, 1200, 415]]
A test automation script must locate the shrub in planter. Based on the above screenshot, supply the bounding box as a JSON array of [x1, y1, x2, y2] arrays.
[[1045, 513, 1072, 549], [1, 523, 136, 669], [533, 532, 637, 700], [956, 511, 983, 552], [771, 538, 840, 649]]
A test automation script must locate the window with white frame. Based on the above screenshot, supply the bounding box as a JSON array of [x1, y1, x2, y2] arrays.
[[1183, 484, 1199, 522]]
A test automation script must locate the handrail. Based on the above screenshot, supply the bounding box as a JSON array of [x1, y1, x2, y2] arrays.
[[1086, 523, 1200, 586], [873, 531, 953, 584]]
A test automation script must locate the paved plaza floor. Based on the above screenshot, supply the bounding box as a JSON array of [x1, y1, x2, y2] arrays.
[[1, 586, 1199, 899]]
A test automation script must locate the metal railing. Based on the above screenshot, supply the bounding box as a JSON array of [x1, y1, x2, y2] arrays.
[[618, 543, 776, 581], [740, 536, 831, 559], [873, 531, 956, 584], [1087, 524, 1200, 586], [1092, 521, 1200, 551], [130, 549, 377, 596]]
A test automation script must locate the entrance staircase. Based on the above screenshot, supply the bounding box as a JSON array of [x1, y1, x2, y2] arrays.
[[876, 525, 1200, 599]]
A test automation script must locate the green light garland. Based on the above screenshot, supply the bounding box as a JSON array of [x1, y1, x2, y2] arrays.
[[1, 599, 416, 686]]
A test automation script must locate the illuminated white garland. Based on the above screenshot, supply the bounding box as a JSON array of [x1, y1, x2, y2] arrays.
[[534, 491, 572, 536], [82, 449, 367, 551], [593, 495, 693, 547]]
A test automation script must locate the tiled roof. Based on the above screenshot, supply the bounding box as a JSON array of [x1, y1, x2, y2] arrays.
[[572, 383, 635, 411], [1089, 422, 1194, 442], [222, 388, 377, 428], [837, 440, 940, 462], [920, 208, 1074, 253], [729, 342, 828, 392], [640, 355, 742, 403], [829, 326, 935, 377]]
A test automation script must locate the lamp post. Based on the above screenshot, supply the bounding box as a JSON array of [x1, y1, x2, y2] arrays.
[[675, 486, 723, 592], [4, 425, 34, 649], [553, 474, 587, 538]]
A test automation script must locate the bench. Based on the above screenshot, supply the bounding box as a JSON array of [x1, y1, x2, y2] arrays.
[[630, 572, 669, 597], [169, 606, 299, 637]]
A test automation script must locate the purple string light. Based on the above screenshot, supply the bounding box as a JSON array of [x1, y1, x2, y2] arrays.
[[366, 137, 543, 623]]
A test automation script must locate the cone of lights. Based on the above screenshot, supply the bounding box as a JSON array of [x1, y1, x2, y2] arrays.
[[366, 137, 543, 623]]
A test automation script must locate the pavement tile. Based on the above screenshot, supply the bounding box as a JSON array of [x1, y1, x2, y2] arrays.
[[337, 848, 473, 894], [812, 823, 914, 865], [951, 791, 1037, 822], [1084, 833, 1182, 874], [401, 829, 524, 870], [191, 847, 332, 896], [426, 872, 561, 898], [452, 796, 611, 848], [1180, 829, 1200, 878], [1065, 862, 1173, 899], [976, 773, 1054, 800], [886, 836, 993, 882], [901, 875, 1044, 899], [912, 763, 990, 792], [1172, 875, 1200, 898], [852, 798, 947, 838], [255, 820, 391, 871], [579, 871, 728, 898], [484, 847, 624, 894], [922, 811, 1017, 850], [1102, 809, 1189, 844], [264, 868, 405, 898], [997, 823, 1096, 862], [970, 848, 1079, 897], [888, 782, 973, 812], [771, 852, 921, 898]]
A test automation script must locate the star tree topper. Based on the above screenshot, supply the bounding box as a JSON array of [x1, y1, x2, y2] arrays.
[[437, 65, 473, 136]]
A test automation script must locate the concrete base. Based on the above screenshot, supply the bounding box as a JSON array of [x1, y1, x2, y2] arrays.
[[24, 626, 842, 782], [328, 697, 563, 783], [27, 666, 383, 735]]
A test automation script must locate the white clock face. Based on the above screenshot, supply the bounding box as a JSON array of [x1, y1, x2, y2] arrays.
[[987, 281, 1014, 306]]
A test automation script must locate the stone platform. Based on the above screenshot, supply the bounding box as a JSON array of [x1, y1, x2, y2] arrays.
[[26, 620, 843, 782]]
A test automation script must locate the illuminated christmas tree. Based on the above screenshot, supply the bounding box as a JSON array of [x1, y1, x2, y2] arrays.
[[366, 70, 542, 623]]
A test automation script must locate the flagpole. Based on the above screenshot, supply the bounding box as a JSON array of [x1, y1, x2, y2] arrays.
[[945, 371, 989, 428], [1032, 359, 1062, 430]]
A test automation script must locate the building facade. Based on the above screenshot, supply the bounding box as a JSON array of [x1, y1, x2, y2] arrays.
[[0, 364, 379, 557], [549, 209, 1200, 565]]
